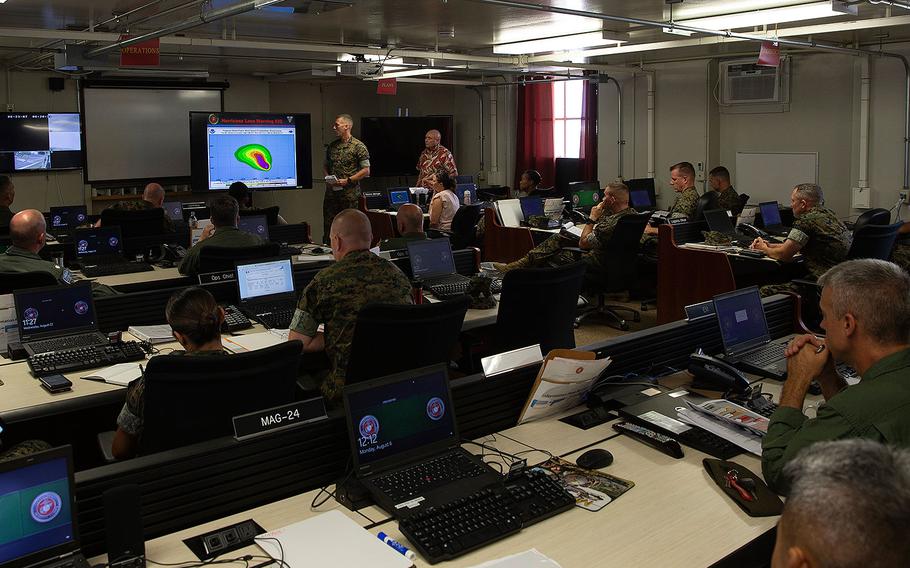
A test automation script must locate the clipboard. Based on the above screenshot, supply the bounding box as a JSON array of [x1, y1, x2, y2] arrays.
[[518, 349, 606, 424]]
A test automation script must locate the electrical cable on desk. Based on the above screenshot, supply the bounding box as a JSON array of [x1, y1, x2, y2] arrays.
[[462, 437, 515, 473], [311, 457, 352, 509]]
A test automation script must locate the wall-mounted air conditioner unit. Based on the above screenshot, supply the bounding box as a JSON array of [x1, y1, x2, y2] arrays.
[[720, 57, 790, 105]]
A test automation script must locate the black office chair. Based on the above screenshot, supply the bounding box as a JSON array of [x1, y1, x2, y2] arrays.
[[197, 243, 281, 273], [852, 208, 890, 233], [575, 213, 652, 330], [138, 341, 302, 455], [240, 206, 281, 227], [447, 204, 482, 249], [0, 271, 59, 294], [848, 222, 902, 261], [693, 192, 718, 222], [495, 262, 586, 354], [346, 297, 469, 384], [734, 193, 750, 216]]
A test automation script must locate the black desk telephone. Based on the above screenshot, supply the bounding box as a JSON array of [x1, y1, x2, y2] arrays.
[[688, 349, 750, 394], [736, 223, 769, 239], [161, 244, 187, 261]]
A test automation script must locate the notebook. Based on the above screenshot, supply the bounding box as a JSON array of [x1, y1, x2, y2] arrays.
[[495, 199, 523, 228], [0, 445, 90, 568], [73, 226, 128, 265], [713, 286, 796, 380], [342, 364, 500, 515], [758, 201, 790, 236], [14, 283, 108, 356]]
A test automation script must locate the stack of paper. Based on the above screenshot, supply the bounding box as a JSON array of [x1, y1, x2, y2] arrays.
[[676, 399, 768, 456]]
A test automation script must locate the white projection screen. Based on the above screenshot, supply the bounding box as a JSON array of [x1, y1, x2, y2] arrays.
[[83, 87, 222, 182]]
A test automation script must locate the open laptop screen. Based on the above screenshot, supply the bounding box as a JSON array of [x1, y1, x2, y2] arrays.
[[14, 283, 97, 341], [48, 206, 87, 231], [388, 189, 410, 207], [759, 201, 782, 226], [74, 226, 122, 258], [630, 190, 652, 209], [163, 201, 184, 221], [520, 197, 544, 219], [0, 446, 79, 567], [703, 209, 735, 234], [237, 215, 270, 241], [713, 287, 772, 355], [454, 183, 476, 205], [407, 238, 456, 280], [344, 365, 456, 469], [236, 258, 294, 302]]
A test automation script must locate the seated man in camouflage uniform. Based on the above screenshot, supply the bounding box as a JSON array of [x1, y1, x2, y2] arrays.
[[0, 210, 117, 297], [641, 161, 701, 241], [288, 209, 413, 403], [97, 182, 174, 232], [494, 181, 638, 273], [751, 183, 851, 297], [178, 195, 263, 276], [708, 165, 744, 216]]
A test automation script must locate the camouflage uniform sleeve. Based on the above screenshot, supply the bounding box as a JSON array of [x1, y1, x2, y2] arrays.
[[356, 141, 371, 169], [290, 278, 322, 337], [671, 189, 699, 220], [786, 214, 813, 248], [584, 214, 619, 249]]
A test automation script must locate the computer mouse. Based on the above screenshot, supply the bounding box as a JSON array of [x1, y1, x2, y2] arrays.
[[576, 448, 614, 470]]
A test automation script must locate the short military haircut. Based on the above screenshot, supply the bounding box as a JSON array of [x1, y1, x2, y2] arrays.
[[523, 169, 542, 186], [208, 194, 239, 227], [397, 203, 424, 233], [336, 113, 354, 126], [166, 287, 222, 347], [670, 161, 696, 179], [793, 183, 824, 205], [331, 208, 372, 247], [708, 166, 730, 181], [8, 210, 46, 248], [779, 439, 910, 568], [605, 181, 629, 203], [818, 258, 910, 345], [0, 175, 12, 197], [227, 181, 250, 206]]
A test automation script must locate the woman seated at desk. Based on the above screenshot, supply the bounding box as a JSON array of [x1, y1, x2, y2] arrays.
[[112, 287, 226, 460], [428, 172, 460, 232]]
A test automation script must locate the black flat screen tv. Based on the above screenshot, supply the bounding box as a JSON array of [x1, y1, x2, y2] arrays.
[[0, 113, 82, 173], [189, 112, 313, 191], [359, 116, 454, 177]]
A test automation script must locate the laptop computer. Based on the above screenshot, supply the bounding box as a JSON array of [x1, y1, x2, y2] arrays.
[[14, 283, 109, 356], [406, 238, 470, 298], [72, 226, 152, 277], [48, 206, 88, 239], [713, 286, 796, 380], [0, 445, 90, 568], [568, 181, 600, 212], [342, 364, 501, 516], [235, 257, 297, 329], [626, 178, 657, 210], [495, 199, 523, 228], [703, 208, 753, 246], [519, 197, 544, 220], [454, 183, 477, 205], [758, 201, 790, 236], [387, 188, 412, 212], [237, 214, 270, 241], [162, 201, 184, 221]]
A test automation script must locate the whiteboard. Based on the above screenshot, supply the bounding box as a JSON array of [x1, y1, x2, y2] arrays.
[[83, 87, 222, 182], [734, 152, 818, 205]]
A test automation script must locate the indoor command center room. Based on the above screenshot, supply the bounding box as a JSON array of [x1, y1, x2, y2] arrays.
[[1, 1, 909, 567]]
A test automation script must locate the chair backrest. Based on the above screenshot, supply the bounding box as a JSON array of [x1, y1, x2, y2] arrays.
[[735, 193, 750, 216], [139, 341, 302, 454], [0, 271, 60, 294], [693, 191, 718, 221], [852, 208, 891, 233], [239, 207, 280, 227], [346, 297, 469, 384], [481, 207, 534, 263], [496, 262, 586, 353], [449, 204, 481, 249], [197, 242, 281, 274], [101, 208, 167, 257], [365, 210, 396, 248], [587, 213, 652, 291], [268, 222, 312, 245], [848, 222, 902, 261]]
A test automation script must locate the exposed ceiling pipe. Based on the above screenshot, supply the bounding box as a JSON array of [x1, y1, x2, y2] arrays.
[[469, 0, 910, 189], [869, 0, 910, 9], [84, 0, 286, 58]]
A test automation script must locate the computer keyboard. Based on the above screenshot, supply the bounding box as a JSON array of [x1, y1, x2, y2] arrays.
[[278, 245, 302, 257], [28, 341, 146, 376], [738, 344, 786, 367], [222, 304, 253, 333], [675, 427, 742, 460], [81, 262, 154, 277], [398, 468, 574, 564], [373, 451, 489, 503], [254, 308, 294, 330], [29, 334, 105, 353]]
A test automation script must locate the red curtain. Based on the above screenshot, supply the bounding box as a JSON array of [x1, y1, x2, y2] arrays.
[[515, 82, 555, 190], [579, 80, 598, 182]]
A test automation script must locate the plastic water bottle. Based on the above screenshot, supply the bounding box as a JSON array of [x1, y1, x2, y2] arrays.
[[189, 211, 198, 229], [463, 190, 472, 205]]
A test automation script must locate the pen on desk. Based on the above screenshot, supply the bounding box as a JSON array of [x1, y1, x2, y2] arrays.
[[377, 531, 416, 560]]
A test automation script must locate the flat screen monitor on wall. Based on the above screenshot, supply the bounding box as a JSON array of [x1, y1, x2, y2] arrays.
[[189, 112, 313, 191], [0, 113, 82, 173], [359, 116, 454, 177]]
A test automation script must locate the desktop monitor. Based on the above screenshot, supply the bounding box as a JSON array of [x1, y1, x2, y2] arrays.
[[237, 214, 270, 241], [568, 181, 600, 210], [759, 201, 783, 226], [554, 158, 583, 196], [163, 201, 184, 221], [454, 175, 473, 185]]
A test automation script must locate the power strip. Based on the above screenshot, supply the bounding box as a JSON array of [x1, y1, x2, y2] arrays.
[[183, 519, 265, 561]]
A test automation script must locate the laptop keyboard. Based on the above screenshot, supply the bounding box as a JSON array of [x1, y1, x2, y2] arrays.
[[399, 468, 574, 564], [29, 341, 145, 375], [738, 343, 786, 367], [373, 451, 488, 503], [82, 263, 154, 277], [425, 274, 472, 299], [29, 334, 105, 353]]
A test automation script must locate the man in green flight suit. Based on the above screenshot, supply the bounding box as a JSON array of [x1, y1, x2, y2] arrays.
[[178, 195, 263, 276], [323, 114, 371, 244], [288, 209, 413, 403]]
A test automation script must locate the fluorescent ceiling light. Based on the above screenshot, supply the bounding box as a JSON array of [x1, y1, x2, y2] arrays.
[[494, 31, 626, 55], [377, 68, 457, 79], [676, 1, 843, 30]]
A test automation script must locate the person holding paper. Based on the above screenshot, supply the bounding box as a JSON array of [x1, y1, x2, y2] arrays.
[[494, 181, 638, 273], [112, 287, 227, 460], [761, 259, 910, 493], [323, 114, 371, 244]]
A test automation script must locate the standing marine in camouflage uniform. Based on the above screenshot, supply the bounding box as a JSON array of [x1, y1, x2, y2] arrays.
[[102, 182, 174, 233], [495, 182, 638, 272], [709, 166, 744, 216], [753, 183, 852, 297], [641, 161, 701, 248], [289, 210, 412, 402], [323, 114, 371, 243]]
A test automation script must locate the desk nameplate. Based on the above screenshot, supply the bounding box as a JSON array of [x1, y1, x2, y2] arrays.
[[685, 300, 716, 322], [198, 271, 236, 286], [232, 397, 327, 441]]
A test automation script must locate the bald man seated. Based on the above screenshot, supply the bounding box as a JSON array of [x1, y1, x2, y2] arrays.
[[97, 182, 174, 232], [379, 203, 428, 251], [0, 210, 118, 296], [288, 209, 413, 402]]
